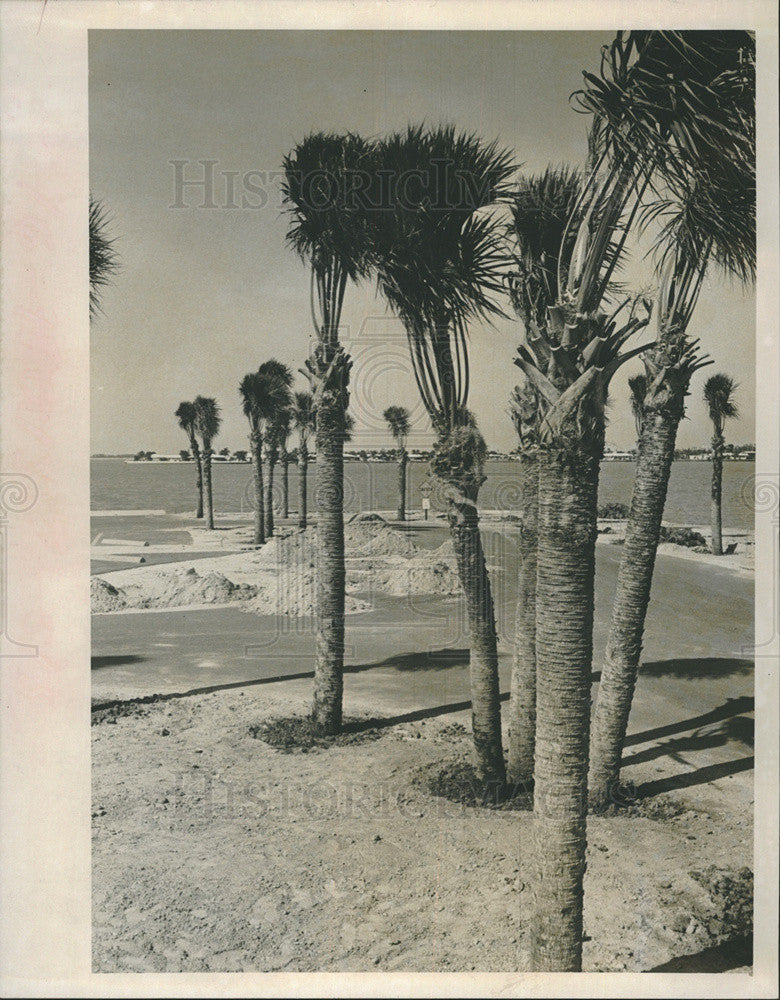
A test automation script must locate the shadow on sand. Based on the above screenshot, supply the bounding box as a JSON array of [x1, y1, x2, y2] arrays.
[[648, 935, 752, 973], [639, 657, 754, 679], [636, 756, 754, 798]]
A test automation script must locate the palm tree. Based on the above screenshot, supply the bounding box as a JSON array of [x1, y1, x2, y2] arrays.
[[628, 372, 648, 439], [282, 133, 375, 734], [383, 406, 411, 521], [89, 196, 119, 318], [704, 374, 739, 555], [292, 391, 316, 529], [239, 360, 293, 545], [588, 31, 754, 812], [368, 124, 515, 786], [193, 397, 221, 530], [518, 30, 755, 968], [174, 401, 204, 518], [505, 166, 583, 789]]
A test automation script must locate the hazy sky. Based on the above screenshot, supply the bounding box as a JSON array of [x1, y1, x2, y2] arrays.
[[89, 30, 755, 455]]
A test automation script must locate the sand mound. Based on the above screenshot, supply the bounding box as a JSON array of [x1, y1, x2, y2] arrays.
[[344, 522, 419, 557], [143, 569, 254, 609], [91, 577, 130, 612], [243, 565, 371, 618], [371, 558, 459, 597]]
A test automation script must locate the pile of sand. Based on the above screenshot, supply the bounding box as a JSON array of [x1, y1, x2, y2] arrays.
[[147, 568, 254, 609], [91, 577, 130, 612], [92, 522, 460, 617], [344, 522, 419, 558], [370, 556, 459, 597]]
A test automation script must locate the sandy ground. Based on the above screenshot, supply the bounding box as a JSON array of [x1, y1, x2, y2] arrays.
[[91, 513, 755, 974]]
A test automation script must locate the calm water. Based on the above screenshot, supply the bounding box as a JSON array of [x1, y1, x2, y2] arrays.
[[91, 458, 756, 530]]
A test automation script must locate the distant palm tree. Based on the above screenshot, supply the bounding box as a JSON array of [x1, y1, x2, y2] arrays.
[[89, 196, 119, 318], [292, 391, 316, 529], [283, 132, 375, 734], [193, 397, 221, 530], [368, 124, 515, 786], [704, 374, 739, 555], [239, 360, 293, 545], [383, 406, 411, 521], [628, 372, 648, 439], [175, 401, 204, 518], [505, 166, 582, 789]]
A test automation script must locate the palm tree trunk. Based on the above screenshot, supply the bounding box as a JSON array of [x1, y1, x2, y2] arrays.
[[281, 455, 289, 520], [711, 433, 724, 555], [588, 399, 680, 810], [446, 488, 506, 786], [532, 447, 599, 972], [250, 431, 265, 546], [397, 451, 407, 521], [265, 460, 276, 538], [191, 438, 204, 519], [507, 453, 537, 788], [203, 448, 214, 530], [311, 344, 349, 735], [298, 450, 308, 529]]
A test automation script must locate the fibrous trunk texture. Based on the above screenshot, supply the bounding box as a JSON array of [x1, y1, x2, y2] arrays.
[[311, 344, 350, 735], [397, 452, 407, 521], [589, 394, 682, 810], [507, 453, 538, 788], [532, 448, 599, 972], [265, 460, 276, 538], [282, 456, 289, 520], [191, 439, 204, 519], [298, 449, 308, 529], [203, 450, 214, 530], [711, 434, 724, 555], [250, 431, 265, 546], [447, 490, 506, 786]]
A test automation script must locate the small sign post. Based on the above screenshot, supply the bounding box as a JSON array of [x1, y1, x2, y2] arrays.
[[419, 481, 432, 521]]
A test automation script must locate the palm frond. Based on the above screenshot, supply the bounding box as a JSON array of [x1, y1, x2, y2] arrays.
[[89, 196, 119, 317]]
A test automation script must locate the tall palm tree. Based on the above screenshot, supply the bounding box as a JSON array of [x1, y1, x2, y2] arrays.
[[628, 372, 648, 439], [704, 373, 739, 555], [588, 30, 754, 812], [292, 391, 316, 529], [505, 166, 583, 788], [193, 397, 221, 530], [239, 360, 293, 545], [175, 401, 204, 518], [516, 30, 756, 969], [282, 133, 375, 734], [383, 406, 411, 521], [89, 196, 119, 318], [368, 124, 515, 786]]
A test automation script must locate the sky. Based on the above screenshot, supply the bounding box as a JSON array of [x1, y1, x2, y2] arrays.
[[89, 30, 756, 456]]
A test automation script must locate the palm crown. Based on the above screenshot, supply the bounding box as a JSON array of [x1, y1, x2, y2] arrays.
[[291, 391, 316, 447], [193, 396, 221, 449], [383, 406, 410, 451], [369, 125, 515, 430], [239, 360, 293, 435], [703, 373, 739, 437], [175, 401, 197, 439]]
